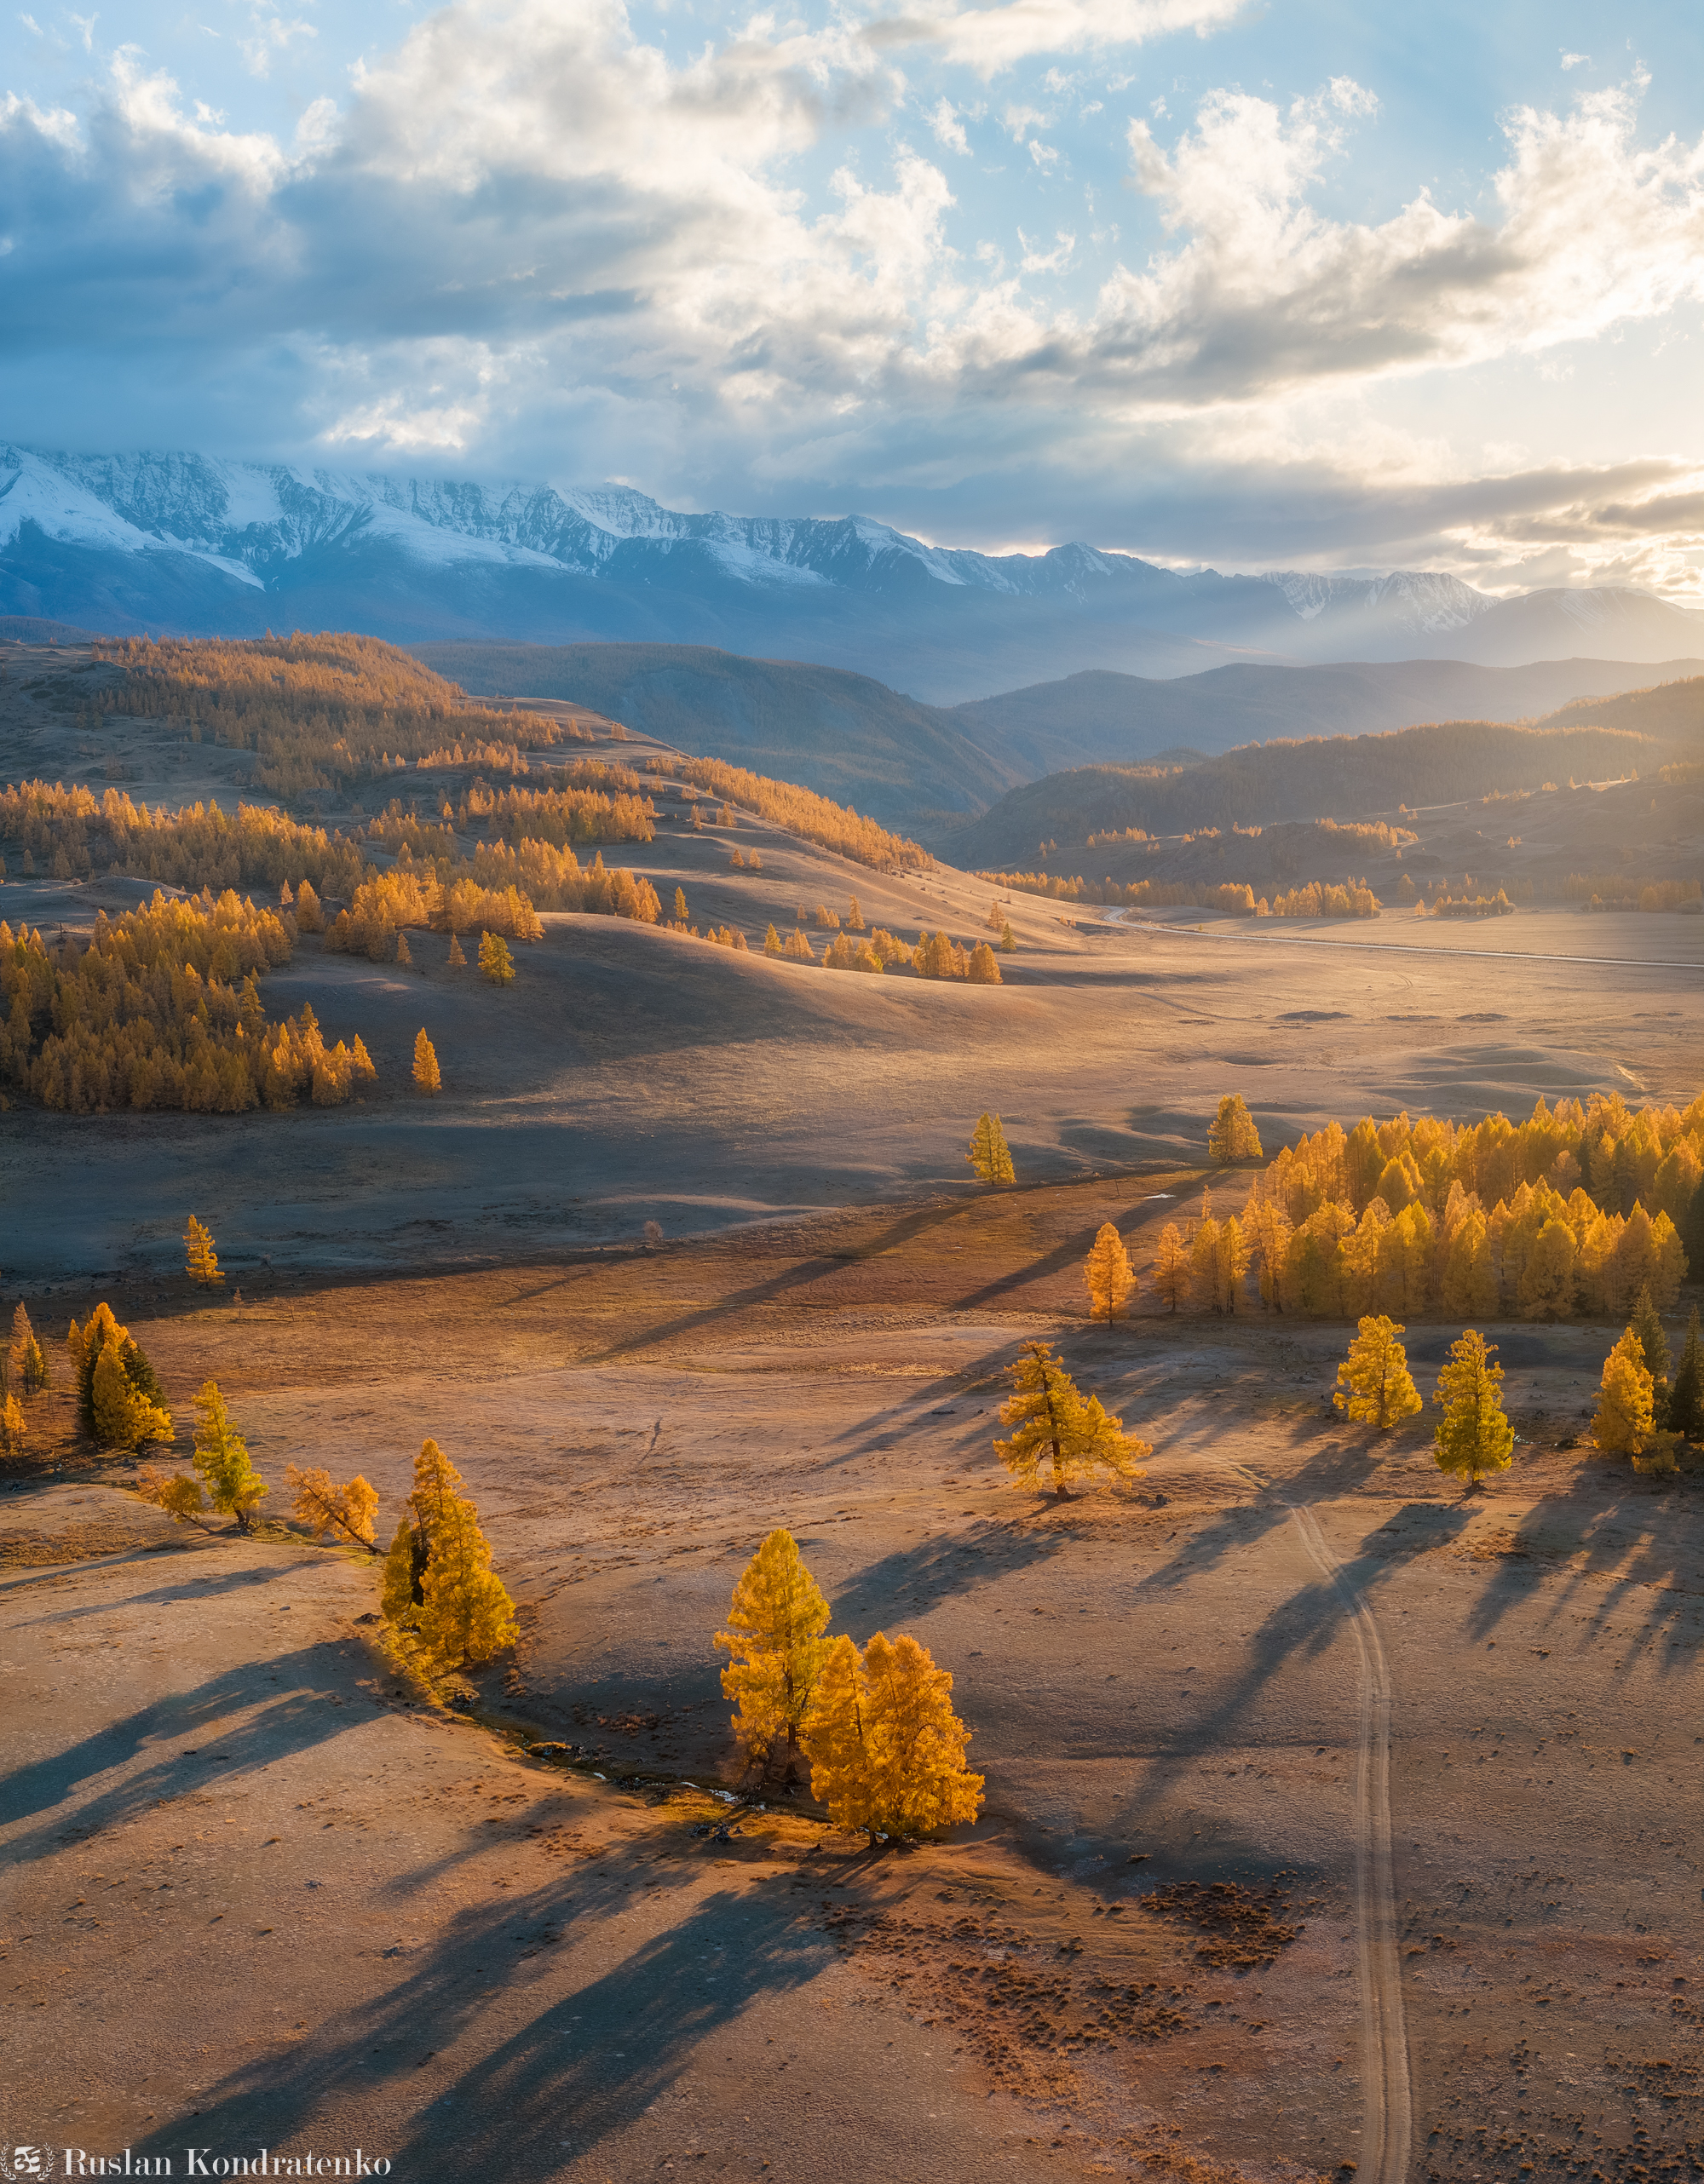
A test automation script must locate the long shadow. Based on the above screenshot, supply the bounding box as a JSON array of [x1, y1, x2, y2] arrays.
[[590, 1197, 970, 1361], [127, 1872, 831, 2178], [830, 1519, 1071, 1630], [953, 1194, 1189, 1314], [1131, 1433, 1392, 1599], [9, 1559, 292, 1625], [1457, 1470, 1703, 1665], [0, 1642, 370, 1859]]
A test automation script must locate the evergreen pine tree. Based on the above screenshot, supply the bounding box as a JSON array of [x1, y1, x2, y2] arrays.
[[9, 1302, 48, 1396], [1153, 1221, 1188, 1313], [802, 1632, 982, 1838], [967, 1112, 1015, 1184], [184, 1214, 223, 1288], [478, 931, 515, 984], [446, 930, 467, 968], [191, 1380, 266, 1525], [994, 1341, 1149, 1497], [1593, 1329, 1654, 1456], [1432, 1331, 1514, 1489], [1628, 1285, 1671, 1426], [1667, 1308, 1703, 1440], [714, 1529, 832, 1777], [1333, 1314, 1423, 1429], [1083, 1221, 1137, 1320], [412, 1028, 441, 1095]]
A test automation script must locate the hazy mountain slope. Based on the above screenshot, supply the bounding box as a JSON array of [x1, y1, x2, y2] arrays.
[[1534, 672, 1704, 747], [934, 721, 1666, 868], [415, 641, 1021, 825], [945, 658, 1704, 775]]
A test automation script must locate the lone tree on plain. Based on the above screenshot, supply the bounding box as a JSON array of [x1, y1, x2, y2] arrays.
[[1432, 1331, 1514, 1491], [802, 1630, 983, 1839], [184, 1214, 223, 1288], [446, 930, 467, 968], [286, 1463, 379, 1551], [994, 1341, 1149, 1497], [714, 1528, 832, 1780], [1669, 1307, 1703, 1440], [192, 1380, 267, 1526], [1333, 1314, 1423, 1430], [383, 1437, 516, 1665], [1593, 1328, 1655, 1456], [967, 1112, 1015, 1185], [412, 1029, 441, 1095], [479, 931, 515, 986], [1084, 1221, 1137, 1320], [1207, 1094, 1264, 1164]]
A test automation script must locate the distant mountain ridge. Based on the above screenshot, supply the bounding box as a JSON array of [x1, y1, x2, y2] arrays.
[[6, 445, 1704, 700]]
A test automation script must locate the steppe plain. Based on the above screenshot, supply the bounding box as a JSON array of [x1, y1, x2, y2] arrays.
[[2, 645, 1701, 2184]]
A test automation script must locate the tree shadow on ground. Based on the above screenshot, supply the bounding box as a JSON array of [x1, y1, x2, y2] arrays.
[[128, 1871, 832, 2180], [830, 1520, 1071, 1631], [0, 1642, 374, 1860], [8, 1555, 297, 1627]]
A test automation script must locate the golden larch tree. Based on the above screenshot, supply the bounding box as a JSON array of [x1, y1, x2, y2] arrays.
[[714, 1528, 833, 1778], [803, 1631, 983, 1839], [672, 886, 689, 924], [412, 1028, 440, 1095], [134, 1463, 210, 1525], [1, 1390, 26, 1457], [479, 930, 515, 985], [763, 923, 783, 957], [1207, 1094, 1264, 1164], [1432, 1331, 1514, 1490], [986, 898, 1004, 931], [1593, 1328, 1654, 1455], [395, 930, 412, 968], [191, 1380, 266, 1525], [9, 1302, 49, 1395], [846, 897, 866, 930], [1084, 1221, 1137, 1320], [1333, 1315, 1422, 1429], [967, 1112, 1015, 1184], [1440, 1211, 1497, 1318], [446, 929, 467, 968], [415, 1496, 518, 1665], [184, 1214, 223, 1288], [994, 1341, 1149, 1497], [967, 942, 1002, 984], [286, 1463, 380, 1550], [1152, 1221, 1188, 1313]]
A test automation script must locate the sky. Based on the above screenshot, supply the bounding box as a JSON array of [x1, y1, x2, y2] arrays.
[[3, 0, 1704, 594]]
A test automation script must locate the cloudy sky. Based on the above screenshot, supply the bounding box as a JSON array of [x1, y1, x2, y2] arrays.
[[3, 0, 1703, 591]]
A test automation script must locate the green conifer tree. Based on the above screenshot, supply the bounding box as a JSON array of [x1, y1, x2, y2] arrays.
[[1667, 1307, 1703, 1440], [1628, 1285, 1671, 1427], [191, 1380, 266, 1525]]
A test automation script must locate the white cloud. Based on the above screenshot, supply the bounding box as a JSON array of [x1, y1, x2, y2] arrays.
[[926, 94, 969, 152], [69, 9, 96, 52], [866, 0, 1246, 79], [1028, 137, 1060, 168], [1560, 50, 1589, 70], [1019, 225, 1074, 271]]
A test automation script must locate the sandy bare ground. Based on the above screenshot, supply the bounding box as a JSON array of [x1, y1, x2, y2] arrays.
[[6, 1181, 1702, 2182]]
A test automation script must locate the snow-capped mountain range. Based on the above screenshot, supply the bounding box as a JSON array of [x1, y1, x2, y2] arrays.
[[3, 445, 1701, 702]]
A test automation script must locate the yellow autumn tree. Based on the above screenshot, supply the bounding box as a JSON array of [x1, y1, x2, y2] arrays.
[[713, 1528, 832, 1778], [1207, 1094, 1264, 1164], [8, 1302, 49, 1395], [1083, 1221, 1137, 1320], [286, 1463, 380, 1550], [1152, 1221, 1188, 1313], [382, 1437, 515, 1664], [191, 1379, 267, 1526], [446, 929, 467, 968], [134, 1463, 210, 1525], [1333, 1315, 1423, 1430], [478, 930, 515, 985], [802, 1631, 983, 1839], [994, 1341, 1149, 1497], [967, 1112, 1015, 1184], [1593, 1328, 1654, 1456], [1, 1390, 26, 1457], [91, 1336, 174, 1451], [184, 1214, 223, 1288], [1432, 1331, 1514, 1490], [763, 923, 783, 957], [412, 1028, 440, 1095]]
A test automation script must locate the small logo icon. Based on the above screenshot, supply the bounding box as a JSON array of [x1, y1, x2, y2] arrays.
[[3, 2151, 57, 2181]]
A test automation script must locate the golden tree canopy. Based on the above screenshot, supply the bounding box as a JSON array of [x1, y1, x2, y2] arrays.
[[994, 1341, 1149, 1497], [1432, 1331, 1514, 1487], [1207, 1093, 1264, 1164], [967, 1111, 1015, 1185], [803, 1631, 983, 1839], [184, 1213, 223, 1287], [1333, 1315, 1423, 1430], [1593, 1328, 1654, 1456], [1083, 1221, 1136, 1320], [714, 1529, 833, 1772]]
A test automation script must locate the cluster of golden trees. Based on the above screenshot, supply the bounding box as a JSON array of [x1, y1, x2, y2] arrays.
[[1424, 889, 1517, 919], [1, 891, 374, 1113], [642, 754, 929, 872], [0, 782, 370, 896], [1234, 1093, 1701, 1320], [715, 1529, 982, 1836], [0, 1302, 50, 1456], [447, 773, 656, 848], [754, 919, 1000, 981], [381, 1439, 517, 1667], [85, 634, 565, 797], [1566, 876, 1702, 913], [976, 870, 1381, 919]]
